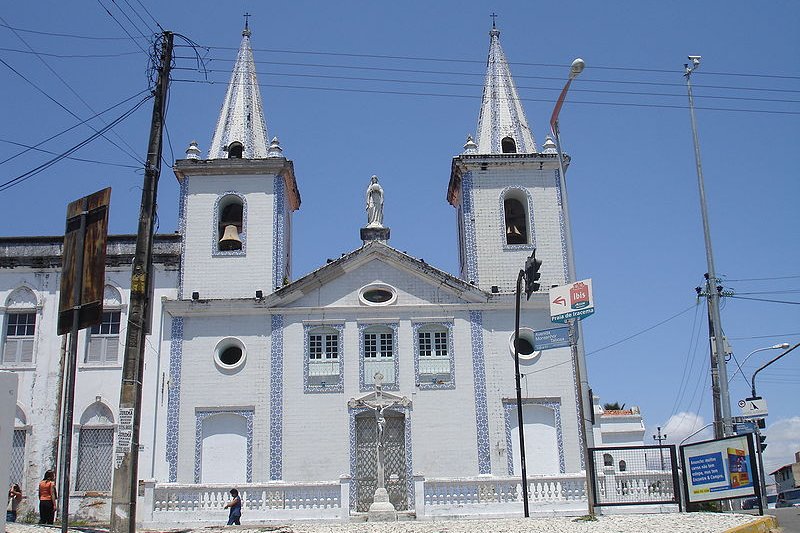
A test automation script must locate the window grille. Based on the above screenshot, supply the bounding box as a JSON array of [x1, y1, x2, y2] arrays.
[[76, 428, 114, 491], [365, 332, 393, 358], [3, 312, 35, 364], [9, 430, 26, 486]]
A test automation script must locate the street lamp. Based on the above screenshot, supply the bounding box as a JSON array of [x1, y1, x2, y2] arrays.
[[684, 55, 733, 439], [549, 57, 596, 516], [653, 426, 667, 470], [728, 343, 790, 385]]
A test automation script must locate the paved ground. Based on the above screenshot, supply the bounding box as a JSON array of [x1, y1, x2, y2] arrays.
[[3, 513, 773, 533]]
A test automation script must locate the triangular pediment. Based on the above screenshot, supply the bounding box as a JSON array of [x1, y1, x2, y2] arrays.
[[270, 241, 487, 308]]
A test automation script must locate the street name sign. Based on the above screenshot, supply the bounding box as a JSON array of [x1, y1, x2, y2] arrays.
[[550, 279, 595, 323], [533, 327, 571, 351], [738, 397, 768, 418]]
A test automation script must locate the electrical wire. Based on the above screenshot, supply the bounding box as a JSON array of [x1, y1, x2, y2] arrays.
[[0, 21, 136, 40], [0, 47, 142, 58], [0, 138, 140, 169], [170, 77, 800, 116], [0, 93, 152, 192], [96, 0, 149, 54], [168, 66, 800, 105], [725, 275, 800, 282], [728, 295, 800, 305], [0, 89, 150, 167]]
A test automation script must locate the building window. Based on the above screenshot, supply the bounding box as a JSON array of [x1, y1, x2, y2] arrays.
[[358, 284, 397, 306], [305, 325, 343, 392], [86, 311, 121, 364], [501, 136, 517, 154], [603, 453, 613, 467], [76, 428, 114, 491], [227, 141, 244, 159], [503, 196, 528, 245], [414, 323, 455, 389], [360, 324, 398, 390], [214, 193, 247, 255], [3, 312, 35, 365], [619, 460, 627, 472], [9, 429, 26, 487]]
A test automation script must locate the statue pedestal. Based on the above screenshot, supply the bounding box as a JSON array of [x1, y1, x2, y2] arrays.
[[367, 488, 397, 521], [361, 226, 390, 243]]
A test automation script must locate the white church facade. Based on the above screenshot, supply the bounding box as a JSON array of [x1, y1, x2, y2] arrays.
[[0, 23, 642, 522]]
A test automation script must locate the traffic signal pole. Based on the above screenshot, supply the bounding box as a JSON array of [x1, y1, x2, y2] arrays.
[[110, 31, 173, 533]]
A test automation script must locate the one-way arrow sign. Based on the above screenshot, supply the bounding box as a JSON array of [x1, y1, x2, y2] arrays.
[[738, 396, 768, 418]]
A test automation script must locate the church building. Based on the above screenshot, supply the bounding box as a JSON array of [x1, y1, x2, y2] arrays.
[[0, 22, 618, 522]]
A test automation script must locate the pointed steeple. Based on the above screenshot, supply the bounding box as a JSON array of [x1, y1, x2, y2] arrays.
[[474, 25, 537, 154], [208, 21, 270, 159]]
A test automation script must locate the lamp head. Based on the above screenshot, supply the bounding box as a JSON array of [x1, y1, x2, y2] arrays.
[[688, 55, 701, 68], [773, 342, 791, 349], [569, 58, 585, 79]]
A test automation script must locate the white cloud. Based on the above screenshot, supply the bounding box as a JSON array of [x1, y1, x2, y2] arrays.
[[762, 416, 800, 474], [648, 412, 714, 446]]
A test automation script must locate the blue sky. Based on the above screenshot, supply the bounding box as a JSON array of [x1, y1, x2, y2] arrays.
[[1, 2, 798, 472]]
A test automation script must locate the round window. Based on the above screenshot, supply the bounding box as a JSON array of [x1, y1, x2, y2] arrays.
[[358, 284, 397, 306], [508, 328, 541, 361], [214, 338, 246, 371]]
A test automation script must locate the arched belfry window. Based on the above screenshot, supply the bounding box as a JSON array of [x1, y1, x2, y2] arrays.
[[217, 195, 244, 252], [227, 141, 244, 159], [503, 193, 528, 245], [501, 136, 517, 154]]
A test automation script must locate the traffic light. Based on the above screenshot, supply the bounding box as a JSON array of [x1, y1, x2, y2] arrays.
[[524, 250, 542, 299], [759, 434, 767, 452]]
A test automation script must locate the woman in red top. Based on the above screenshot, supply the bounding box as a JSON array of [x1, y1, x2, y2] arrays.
[[38, 470, 57, 524]]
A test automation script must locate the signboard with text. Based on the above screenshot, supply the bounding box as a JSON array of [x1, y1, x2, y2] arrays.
[[533, 327, 571, 351], [549, 279, 595, 323], [680, 433, 759, 504]]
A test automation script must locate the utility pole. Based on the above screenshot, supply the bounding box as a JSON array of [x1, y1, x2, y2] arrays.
[[684, 56, 732, 438], [110, 30, 173, 533], [652, 426, 667, 470]]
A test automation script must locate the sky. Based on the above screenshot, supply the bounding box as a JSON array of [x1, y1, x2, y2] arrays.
[[1, 2, 798, 474]]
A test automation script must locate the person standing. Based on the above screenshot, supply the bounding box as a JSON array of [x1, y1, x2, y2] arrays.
[[7, 484, 22, 522], [38, 470, 57, 524], [223, 488, 241, 525]]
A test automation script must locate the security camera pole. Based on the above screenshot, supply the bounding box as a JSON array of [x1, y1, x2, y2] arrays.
[[110, 31, 173, 533]]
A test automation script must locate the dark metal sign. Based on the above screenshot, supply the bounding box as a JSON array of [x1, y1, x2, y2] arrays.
[[57, 188, 111, 334]]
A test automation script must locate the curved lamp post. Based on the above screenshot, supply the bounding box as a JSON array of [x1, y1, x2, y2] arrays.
[[728, 343, 790, 385], [550, 58, 597, 516]]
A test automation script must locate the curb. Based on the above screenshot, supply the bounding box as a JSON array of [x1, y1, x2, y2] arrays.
[[722, 515, 779, 533]]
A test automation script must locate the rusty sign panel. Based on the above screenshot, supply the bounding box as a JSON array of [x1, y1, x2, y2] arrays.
[[58, 188, 111, 335]]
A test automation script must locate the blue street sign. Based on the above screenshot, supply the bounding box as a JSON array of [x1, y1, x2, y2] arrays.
[[534, 327, 571, 351]]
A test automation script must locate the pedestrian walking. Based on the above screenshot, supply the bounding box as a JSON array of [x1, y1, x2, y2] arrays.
[[7, 484, 22, 522], [38, 470, 57, 524], [223, 488, 241, 525]]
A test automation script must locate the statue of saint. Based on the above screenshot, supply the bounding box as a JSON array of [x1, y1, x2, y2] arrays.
[[366, 175, 384, 228]]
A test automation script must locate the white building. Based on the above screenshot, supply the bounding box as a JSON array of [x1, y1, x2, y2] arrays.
[[0, 23, 636, 522]]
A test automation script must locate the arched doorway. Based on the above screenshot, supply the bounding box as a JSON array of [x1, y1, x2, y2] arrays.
[[507, 403, 561, 475], [199, 413, 248, 483]]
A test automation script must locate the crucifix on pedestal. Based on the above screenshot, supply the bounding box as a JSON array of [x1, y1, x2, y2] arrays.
[[348, 372, 410, 521]]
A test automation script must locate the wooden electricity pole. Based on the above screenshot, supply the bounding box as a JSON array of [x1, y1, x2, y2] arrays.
[[110, 30, 173, 533]]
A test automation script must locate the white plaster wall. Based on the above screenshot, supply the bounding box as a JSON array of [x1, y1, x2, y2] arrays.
[[182, 175, 276, 300], [467, 162, 567, 293], [0, 264, 178, 501], [175, 313, 270, 482]]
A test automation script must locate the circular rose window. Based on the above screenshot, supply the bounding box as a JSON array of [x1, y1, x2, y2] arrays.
[[214, 338, 246, 371], [508, 328, 541, 361], [358, 284, 397, 306]]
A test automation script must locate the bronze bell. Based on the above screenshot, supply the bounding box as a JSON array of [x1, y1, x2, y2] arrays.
[[506, 223, 525, 244], [219, 224, 242, 251]]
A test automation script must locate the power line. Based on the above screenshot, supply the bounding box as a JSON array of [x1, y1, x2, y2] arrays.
[[0, 93, 152, 192], [728, 332, 800, 341], [0, 138, 140, 169], [0, 47, 142, 58], [0, 21, 136, 40], [171, 54, 800, 95], [96, 0, 149, 54], [0, 15, 143, 163], [171, 78, 800, 116], [169, 66, 800, 105], [728, 295, 800, 305], [0, 89, 150, 167], [725, 274, 800, 282], [585, 304, 698, 356]]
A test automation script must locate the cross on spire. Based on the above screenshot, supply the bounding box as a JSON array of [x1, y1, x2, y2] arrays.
[[490, 12, 498, 28], [243, 12, 252, 36]]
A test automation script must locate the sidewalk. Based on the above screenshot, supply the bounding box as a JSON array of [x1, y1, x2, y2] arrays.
[[5, 513, 771, 533]]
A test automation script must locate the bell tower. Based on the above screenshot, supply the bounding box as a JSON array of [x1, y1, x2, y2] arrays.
[[173, 22, 300, 300], [447, 25, 570, 294]]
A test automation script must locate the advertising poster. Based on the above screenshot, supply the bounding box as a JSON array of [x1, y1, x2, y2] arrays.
[[680, 433, 758, 503]]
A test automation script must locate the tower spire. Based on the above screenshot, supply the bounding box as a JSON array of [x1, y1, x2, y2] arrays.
[[207, 22, 270, 159], [474, 24, 537, 154]]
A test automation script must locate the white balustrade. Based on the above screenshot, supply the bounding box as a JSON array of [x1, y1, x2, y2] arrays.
[[418, 356, 451, 376], [308, 359, 340, 377]]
